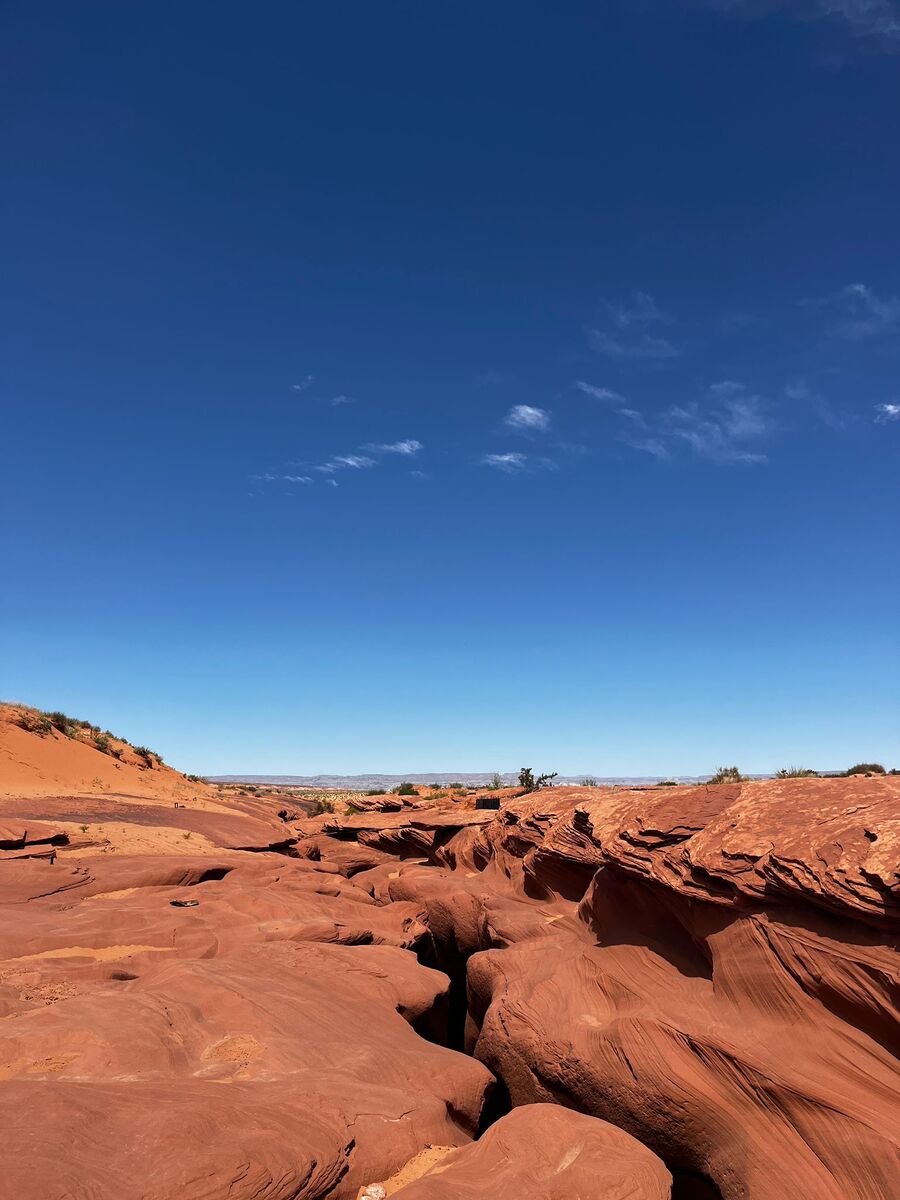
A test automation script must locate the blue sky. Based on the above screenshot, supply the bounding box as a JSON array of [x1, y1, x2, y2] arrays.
[[2, 1, 898, 775]]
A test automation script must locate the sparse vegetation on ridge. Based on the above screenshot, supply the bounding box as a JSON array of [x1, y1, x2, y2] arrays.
[[709, 766, 743, 784], [845, 762, 886, 776], [308, 797, 335, 816], [776, 766, 818, 778]]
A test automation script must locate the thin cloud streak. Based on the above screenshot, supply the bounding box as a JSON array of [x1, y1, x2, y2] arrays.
[[577, 378, 772, 464], [505, 404, 550, 431], [589, 291, 680, 360], [315, 454, 377, 474], [363, 439, 423, 456], [817, 282, 900, 339], [250, 472, 313, 484], [482, 452, 527, 472]]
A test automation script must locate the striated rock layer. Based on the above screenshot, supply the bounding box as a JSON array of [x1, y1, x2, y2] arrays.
[[387, 777, 900, 1199], [0, 769, 897, 1198]]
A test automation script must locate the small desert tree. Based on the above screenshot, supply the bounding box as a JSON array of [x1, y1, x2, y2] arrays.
[[518, 767, 558, 792]]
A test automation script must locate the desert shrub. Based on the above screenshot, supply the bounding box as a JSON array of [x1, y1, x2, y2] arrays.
[[518, 768, 558, 792], [365, 788, 386, 796], [580, 777, 598, 787], [709, 766, 743, 784], [449, 783, 465, 791], [15, 710, 53, 735], [844, 762, 885, 776], [487, 773, 503, 791], [133, 745, 155, 767], [185, 774, 203, 783], [308, 797, 335, 816], [656, 778, 679, 787], [345, 803, 361, 816], [394, 782, 418, 796], [93, 733, 111, 754], [46, 711, 76, 736], [775, 766, 818, 778]]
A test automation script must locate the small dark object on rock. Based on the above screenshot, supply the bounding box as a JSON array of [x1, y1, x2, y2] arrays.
[[170, 899, 199, 908]]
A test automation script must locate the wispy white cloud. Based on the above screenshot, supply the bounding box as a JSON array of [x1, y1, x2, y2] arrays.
[[482, 451, 527, 472], [875, 402, 900, 422], [589, 291, 680, 360], [575, 381, 627, 405], [785, 378, 853, 430], [505, 404, 550, 431], [815, 282, 900, 339], [250, 472, 313, 484], [576, 380, 649, 430], [623, 436, 670, 460], [363, 439, 423, 456], [315, 454, 377, 474], [667, 384, 770, 463], [290, 376, 315, 393], [329, 394, 353, 406], [578, 378, 771, 464]]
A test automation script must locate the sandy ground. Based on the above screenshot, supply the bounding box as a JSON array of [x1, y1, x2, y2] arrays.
[[356, 1146, 458, 1197]]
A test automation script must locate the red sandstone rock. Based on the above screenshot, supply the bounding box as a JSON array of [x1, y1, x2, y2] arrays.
[[389, 1104, 672, 1198], [1, 771, 897, 1200]]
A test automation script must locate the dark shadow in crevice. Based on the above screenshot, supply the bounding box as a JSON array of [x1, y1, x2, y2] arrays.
[[478, 1073, 512, 1134], [671, 1168, 724, 1200]]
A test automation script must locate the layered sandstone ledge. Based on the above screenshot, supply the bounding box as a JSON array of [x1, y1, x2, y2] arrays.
[[0, 774, 897, 1198]]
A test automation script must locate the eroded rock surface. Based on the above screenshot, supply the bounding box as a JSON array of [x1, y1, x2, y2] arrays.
[[389, 1104, 672, 1198], [0, 772, 897, 1199]]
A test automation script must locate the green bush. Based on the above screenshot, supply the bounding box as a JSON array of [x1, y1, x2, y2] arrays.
[[15, 710, 53, 735], [844, 762, 885, 776], [394, 782, 418, 796], [775, 766, 818, 778], [580, 777, 598, 787], [365, 788, 386, 796], [308, 797, 335, 816], [487, 773, 503, 791], [93, 733, 111, 754], [709, 766, 743, 784], [46, 711, 76, 736]]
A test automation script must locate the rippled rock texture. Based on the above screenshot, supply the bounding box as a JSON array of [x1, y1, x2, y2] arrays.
[[0, 773, 897, 1198]]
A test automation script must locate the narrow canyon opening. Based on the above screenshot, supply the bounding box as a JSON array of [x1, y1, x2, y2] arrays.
[[408, 907, 725, 1200]]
